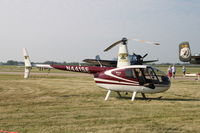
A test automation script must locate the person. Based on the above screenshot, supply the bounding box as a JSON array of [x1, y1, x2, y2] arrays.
[[182, 66, 186, 76], [138, 70, 145, 85], [171, 65, 176, 79], [167, 66, 172, 79]]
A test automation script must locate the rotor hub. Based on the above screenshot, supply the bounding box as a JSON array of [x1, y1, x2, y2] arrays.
[[122, 38, 128, 45]]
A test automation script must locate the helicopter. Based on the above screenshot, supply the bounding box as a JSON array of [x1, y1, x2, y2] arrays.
[[23, 38, 171, 101]]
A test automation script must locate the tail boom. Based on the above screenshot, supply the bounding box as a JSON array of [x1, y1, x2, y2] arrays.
[[22, 48, 114, 79], [50, 64, 114, 74]]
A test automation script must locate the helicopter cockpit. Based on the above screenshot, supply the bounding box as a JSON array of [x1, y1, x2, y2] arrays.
[[124, 66, 170, 88]]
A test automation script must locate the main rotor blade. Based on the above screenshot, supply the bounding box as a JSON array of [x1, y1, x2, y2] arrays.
[[142, 53, 148, 58], [129, 38, 160, 45], [104, 37, 159, 52], [104, 40, 122, 52], [143, 59, 159, 63]]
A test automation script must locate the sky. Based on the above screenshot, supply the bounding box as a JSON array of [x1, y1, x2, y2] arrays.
[[0, 0, 200, 63]]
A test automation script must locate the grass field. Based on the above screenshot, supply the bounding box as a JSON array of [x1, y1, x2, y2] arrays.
[[0, 66, 200, 133]]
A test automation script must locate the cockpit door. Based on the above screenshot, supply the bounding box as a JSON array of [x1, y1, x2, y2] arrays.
[[133, 68, 158, 89], [144, 67, 159, 84]]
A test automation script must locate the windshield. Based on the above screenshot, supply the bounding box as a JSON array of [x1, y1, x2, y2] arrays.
[[150, 67, 170, 84], [124, 67, 170, 85], [143, 67, 159, 84]]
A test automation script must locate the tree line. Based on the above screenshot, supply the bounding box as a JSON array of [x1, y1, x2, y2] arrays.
[[0, 60, 85, 66]]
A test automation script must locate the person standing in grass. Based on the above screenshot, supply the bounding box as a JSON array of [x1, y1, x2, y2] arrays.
[[172, 65, 176, 79], [167, 66, 172, 79], [182, 66, 186, 76]]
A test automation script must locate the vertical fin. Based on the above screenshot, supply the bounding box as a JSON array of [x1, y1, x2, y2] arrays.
[[179, 41, 192, 62], [23, 48, 32, 79]]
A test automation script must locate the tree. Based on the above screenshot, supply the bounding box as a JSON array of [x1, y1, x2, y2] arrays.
[[6, 60, 19, 65]]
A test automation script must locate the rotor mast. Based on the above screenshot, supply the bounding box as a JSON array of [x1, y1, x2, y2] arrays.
[[117, 38, 130, 67]]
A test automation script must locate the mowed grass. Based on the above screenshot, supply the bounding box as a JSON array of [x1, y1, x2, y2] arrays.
[[0, 65, 200, 133], [0, 70, 200, 133]]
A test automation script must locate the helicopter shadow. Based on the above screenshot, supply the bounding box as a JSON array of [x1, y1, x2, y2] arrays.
[[61, 94, 90, 98], [116, 96, 200, 102], [61, 94, 200, 102]]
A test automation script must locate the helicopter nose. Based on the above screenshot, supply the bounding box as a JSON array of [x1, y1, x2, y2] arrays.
[[164, 77, 171, 90], [156, 76, 171, 92]]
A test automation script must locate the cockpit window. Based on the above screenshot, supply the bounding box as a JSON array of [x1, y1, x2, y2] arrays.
[[125, 67, 169, 85], [125, 69, 133, 79], [150, 67, 169, 84], [143, 68, 159, 84], [125, 69, 137, 79]]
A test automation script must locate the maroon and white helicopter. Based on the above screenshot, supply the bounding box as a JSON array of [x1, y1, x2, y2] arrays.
[[23, 38, 171, 101]]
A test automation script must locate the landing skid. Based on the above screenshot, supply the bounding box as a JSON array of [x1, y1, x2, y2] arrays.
[[105, 90, 137, 101], [105, 90, 123, 101], [104, 90, 163, 101], [146, 96, 163, 101]]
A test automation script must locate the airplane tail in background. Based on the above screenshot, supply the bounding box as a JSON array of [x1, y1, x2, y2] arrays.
[[23, 48, 32, 79], [179, 41, 192, 62]]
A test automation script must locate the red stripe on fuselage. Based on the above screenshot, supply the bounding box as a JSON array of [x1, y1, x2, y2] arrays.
[[95, 81, 140, 86], [50, 64, 114, 74]]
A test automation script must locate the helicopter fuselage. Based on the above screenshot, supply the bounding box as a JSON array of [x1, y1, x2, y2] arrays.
[[94, 65, 170, 93]]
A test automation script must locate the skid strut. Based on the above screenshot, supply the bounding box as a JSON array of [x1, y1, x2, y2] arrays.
[[105, 90, 111, 101], [131, 92, 137, 101]]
